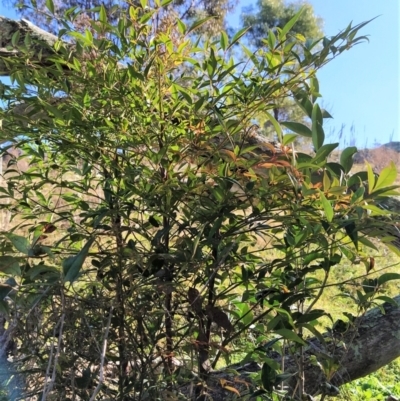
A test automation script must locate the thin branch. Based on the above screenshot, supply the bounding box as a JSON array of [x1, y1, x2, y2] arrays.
[[41, 287, 66, 401], [89, 305, 114, 401]]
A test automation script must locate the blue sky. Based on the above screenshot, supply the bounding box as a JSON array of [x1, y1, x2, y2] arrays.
[[229, 0, 399, 149], [1, 1, 398, 149]]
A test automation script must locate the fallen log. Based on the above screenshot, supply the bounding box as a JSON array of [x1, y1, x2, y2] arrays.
[[189, 295, 400, 400]]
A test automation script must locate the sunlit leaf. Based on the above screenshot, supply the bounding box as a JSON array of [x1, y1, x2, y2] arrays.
[[227, 27, 250, 50], [264, 111, 283, 142], [320, 191, 334, 222], [371, 161, 397, 193], [45, 0, 55, 14], [282, 134, 298, 145], [278, 7, 306, 39], [177, 19, 186, 35], [99, 5, 107, 24], [220, 31, 228, 51], [366, 162, 376, 193]]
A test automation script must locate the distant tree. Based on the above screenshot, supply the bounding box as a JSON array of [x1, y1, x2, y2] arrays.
[[3, 0, 235, 34], [242, 0, 323, 47], [240, 0, 324, 148]]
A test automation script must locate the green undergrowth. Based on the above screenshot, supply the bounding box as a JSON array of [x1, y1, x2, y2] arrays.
[[337, 359, 400, 400]]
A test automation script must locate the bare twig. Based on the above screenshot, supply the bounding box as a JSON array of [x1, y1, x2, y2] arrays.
[[89, 305, 114, 401], [41, 288, 66, 401]]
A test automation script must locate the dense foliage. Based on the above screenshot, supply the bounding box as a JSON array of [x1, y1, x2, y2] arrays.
[[0, 2, 399, 400]]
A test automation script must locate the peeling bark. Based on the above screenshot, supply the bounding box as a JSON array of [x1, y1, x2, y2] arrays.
[[0, 16, 59, 75]]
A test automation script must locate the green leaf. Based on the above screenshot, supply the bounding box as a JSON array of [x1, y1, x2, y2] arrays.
[[63, 238, 94, 283], [362, 278, 378, 294], [227, 27, 250, 50], [351, 186, 365, 204], [361, 204, 391, 216], [267, 30, 276, 49], [366, 162, 376, 193], [250, 389, 268, 398], [348, 171, 368, 188], [0, 256, 21, 276], [11, 31, 20, 47], [311, 103, 324, 150], [148, 216, 160, 227], [313, 143, 339, 164], [386, 243, 400, 256], [344, 222, 358, 250], [255, 338, 281, 352], [319, 192, 334, 222], [274, 329, 306, 345], [282, 134, 298, 145], [358, 236, 378, 251], [29, 265, 59, 280], [293, 90, 313, 118], [0, 284, 12, 301], [340, 245, 356, 261], [302, 323, 327, 345], [278, 7, 306, 39], [374, 296, 398, 306], [261, 363, 277, 392], [45, 0, 55, 13], [321, 109, 333, 118], [310, 76, 319, 96], [274, 372, 296, 386], [220, 31, 228, 51], [264, 111, 283, 142], [99, 5, 107, 23], [371, 161, 397, 193], [378, 273, 400, 286], [140, 11, 155, 24], [191, 224, 206, 260], [340, 146, 357, 174], [177, 19, 186, 35], [161, 0, 174, 6], [282, 122, 312, 137], [235, 302, 254, 326], [4, 233, 30, 255], [296, 309, 325, 324]]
